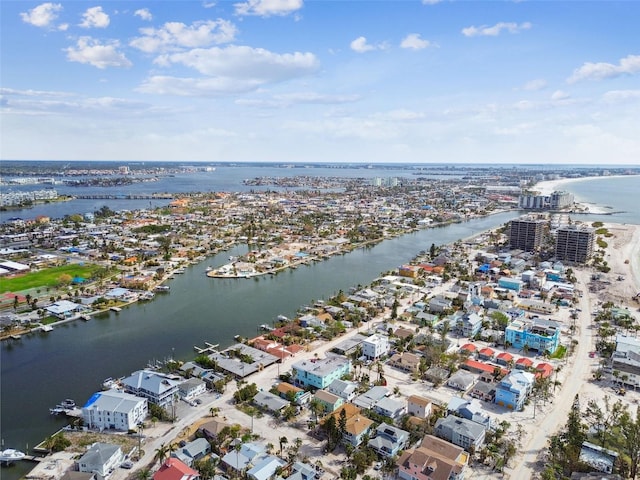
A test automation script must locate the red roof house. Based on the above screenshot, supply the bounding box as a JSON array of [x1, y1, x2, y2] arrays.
[[460, 343, 477, 354], [515, 357, 534, 370], [153, 458, 199, 480], [535, 362, 554, 378], [496, 352, 514, 366], [478, 347, 495, 360]]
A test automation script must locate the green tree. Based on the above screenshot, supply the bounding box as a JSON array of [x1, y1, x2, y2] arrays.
[[279, 436, 288, 455], [621, 406, 640, 479]]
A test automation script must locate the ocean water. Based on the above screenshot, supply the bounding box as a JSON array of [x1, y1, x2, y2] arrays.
[[557, 175, 640, 225]]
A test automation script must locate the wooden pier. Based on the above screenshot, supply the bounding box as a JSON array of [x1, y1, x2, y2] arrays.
[[193, 342, 219, 354]]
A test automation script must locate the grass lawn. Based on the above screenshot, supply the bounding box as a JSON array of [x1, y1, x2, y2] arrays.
[[0, 264, 106, 294], [549, 345, 567, 359]]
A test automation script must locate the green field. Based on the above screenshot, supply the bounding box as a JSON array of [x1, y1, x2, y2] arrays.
[[0, 264, 106, 294]]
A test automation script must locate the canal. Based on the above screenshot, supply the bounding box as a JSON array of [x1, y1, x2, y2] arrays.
[[0, 211, 518, 479]]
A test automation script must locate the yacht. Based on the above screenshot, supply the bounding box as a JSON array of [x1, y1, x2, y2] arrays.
[[155, 285, 170, 292], [0, 449, 26, 463]]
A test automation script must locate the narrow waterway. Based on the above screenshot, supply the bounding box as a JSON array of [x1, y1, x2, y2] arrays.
[[0, 211, 517, 479]]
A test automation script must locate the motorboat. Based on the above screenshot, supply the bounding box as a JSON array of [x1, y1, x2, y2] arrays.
[[0, 449, 26, 463]]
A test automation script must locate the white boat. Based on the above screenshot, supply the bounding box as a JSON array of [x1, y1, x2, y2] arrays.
[[155, 285, 170, 292], [0, 449, 26, 462], [80, 314, 91, 321], [110, 306, 122, 312], [139, 291, 155, 301], [41, 325, 54, 332]]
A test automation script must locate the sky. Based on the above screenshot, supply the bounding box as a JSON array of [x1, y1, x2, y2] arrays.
[[1, 0, 639, 165]]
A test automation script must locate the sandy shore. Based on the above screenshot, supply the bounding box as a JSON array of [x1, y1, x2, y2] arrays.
[[599, 222, 640, 303]]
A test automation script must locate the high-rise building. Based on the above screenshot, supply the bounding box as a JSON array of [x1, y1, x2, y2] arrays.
[[550, 191, 574, 210], [509, 216, 547, 252], [555, 225, 595, 263]]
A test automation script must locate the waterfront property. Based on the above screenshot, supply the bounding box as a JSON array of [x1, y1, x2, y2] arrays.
[[291, 356, 351, 390], [505, 317, 561, 354], [82, 390, 148, 431], [121, 370, 181, 408], [77, 442, 124, 477]]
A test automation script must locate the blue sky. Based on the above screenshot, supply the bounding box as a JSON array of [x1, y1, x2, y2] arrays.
[[1, 0, 639, 164]]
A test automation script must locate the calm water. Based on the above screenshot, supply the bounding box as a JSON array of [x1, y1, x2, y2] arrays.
[[0, 212, 518, 479]]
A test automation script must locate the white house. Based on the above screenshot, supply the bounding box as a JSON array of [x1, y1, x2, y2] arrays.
[[77, 442, 124, 477], [362, 334, 389, 360], [121, 370, 181, 408], [179, 378, 207, 401], [82, 390, 148, 431]]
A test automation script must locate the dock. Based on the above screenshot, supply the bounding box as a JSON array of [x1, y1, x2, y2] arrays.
[[193, 342, 219, 354]]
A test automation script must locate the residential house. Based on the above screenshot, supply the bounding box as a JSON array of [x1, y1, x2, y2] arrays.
[[495, 352, 514, 366], [121, 369, 181, 408], [424, 366, 450, 385], [247, 455, 287, 480], [362, 334, 389, 360], [221, 442, 265, 474], [286, 462, 318, 480], [313, 389, 344, 413], [77, 443, 124, 478], [505, 318, 561, 354], [429, 297, 452, 314], [292, 357, 351, 390], [407, 395, 432, 419], [477, 347, 495, 361], [326, 404, 374, 447], [326, 379, 358, 403], [447, 370, 476, 392], [197, 418, 229, 441], [82, 390, 148, 432], [179, 378, 207, 401], [434, 415, 486, 451], [368, 423, 410, 458], [515, 357, 534, 370], [447, 398, 492, 429], [469, 381, 496, 403], [611, 335, 640, 389], [397, 435, 468, 480], [353, 386, 390, 410], [276, 383, 308, 404], [253, 391, 289, 414], [45, 300, 87, 319], [456, 313, 483, 338], [171, 438, 211, 467], [154, 458, 200, 480], [389, 352, 421, 374], [494, 371, 535, 410], [374, 396, 407, 420]]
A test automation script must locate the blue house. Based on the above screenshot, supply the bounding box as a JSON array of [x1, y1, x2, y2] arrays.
[[505, 318, 561, 354], [292, 357, 351, 390], [494, 371, 535, 411], [367, 423, 410, 458], [498, 277, 523, 292]]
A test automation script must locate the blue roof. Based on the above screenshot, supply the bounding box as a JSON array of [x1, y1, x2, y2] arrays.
[[83, 392, 102, 408], [477, 264, 490, 273]]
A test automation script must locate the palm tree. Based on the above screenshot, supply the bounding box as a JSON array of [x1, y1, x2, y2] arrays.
[[154, 443, 170, 464], [279, 436, 288, 455]]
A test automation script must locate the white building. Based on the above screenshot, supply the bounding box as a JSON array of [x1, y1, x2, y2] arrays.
[[179, 378, 207, 401], [82, 390, 148, 431], [121, 369, 181, 408], [362, 334, 389, 360], [77, 443, 124, 478]]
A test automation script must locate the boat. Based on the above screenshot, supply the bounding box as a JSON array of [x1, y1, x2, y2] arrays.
[[260, 324, 274, 331], [41, 325, 54, 332], [0, 449, 26, 463], [49, 398, 76, 415], [205, 266, 213, 272], [173, 267, 186, 274], [139, 291, 155, 301], [110, 306, 122, 313], [80, 314, 91, 321], [155, 285, 170, 292]]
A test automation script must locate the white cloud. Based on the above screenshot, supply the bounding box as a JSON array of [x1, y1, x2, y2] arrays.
[[422, 0, 442, 4], [237, 92, 360, 108], [350, 36, 385, 53], [400, 33, 432, 50], [462, 21, 532, 37], [20, 2, 62, 28], [551, 90, 570, 101], [568, 54, 640, 83], [134, 8, 153, 21], [65, 37, 132, 69], [130, 20, 237, 53], [154, 45, 318, 79], [521, 79, 547, 91], [79, 6, 110, 29], [234, 0, 303, 17], [140, 45, 318, 95]]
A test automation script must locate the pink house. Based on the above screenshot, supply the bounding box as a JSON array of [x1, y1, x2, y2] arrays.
[[153, 458, 200, 480]]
